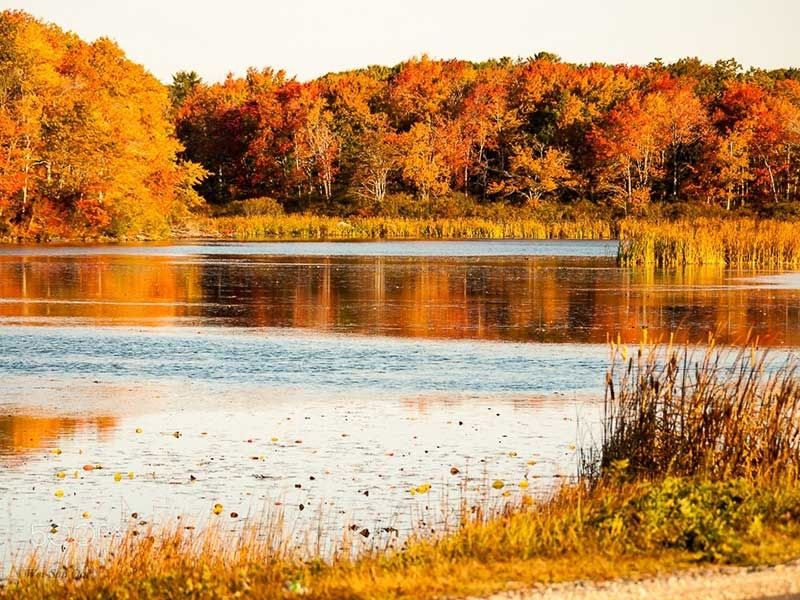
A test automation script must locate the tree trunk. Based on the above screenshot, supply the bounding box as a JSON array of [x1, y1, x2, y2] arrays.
[[764, 156, 779, 204]]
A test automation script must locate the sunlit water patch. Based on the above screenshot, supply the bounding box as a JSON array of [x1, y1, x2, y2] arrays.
[[0, 327, 605, 564]]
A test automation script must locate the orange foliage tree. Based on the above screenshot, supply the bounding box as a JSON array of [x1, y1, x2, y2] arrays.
[[0, 11, 204, 239]]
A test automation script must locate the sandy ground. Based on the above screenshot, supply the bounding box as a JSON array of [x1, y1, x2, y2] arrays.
[[473, 560, 800, 599]]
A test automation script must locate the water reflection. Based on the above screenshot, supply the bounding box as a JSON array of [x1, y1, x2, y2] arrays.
[[0, 415, 117, 464], [0, 251, 798, 344]]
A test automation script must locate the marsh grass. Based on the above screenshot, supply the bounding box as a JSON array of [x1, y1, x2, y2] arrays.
[[588, 337, 800, 482], [618, 218, 800, 267], [199, 214, 614, 241]]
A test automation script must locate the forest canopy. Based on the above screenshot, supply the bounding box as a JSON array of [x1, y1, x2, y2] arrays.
[[174, 55, 800, 219], [3, 10, 800, 239]]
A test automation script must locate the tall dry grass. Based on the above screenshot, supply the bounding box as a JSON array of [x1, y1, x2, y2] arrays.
[[588, 337, 800, 482], [618, 218, 800, 267], [199, 214, 614, 241]]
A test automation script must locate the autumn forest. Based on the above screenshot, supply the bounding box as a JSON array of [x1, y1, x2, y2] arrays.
[[3, 10, 800, 240]]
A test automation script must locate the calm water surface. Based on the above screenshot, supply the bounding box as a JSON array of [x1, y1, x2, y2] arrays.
[[1, 240, 799, 560]]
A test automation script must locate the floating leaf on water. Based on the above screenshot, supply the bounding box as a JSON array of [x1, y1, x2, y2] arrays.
[[51, 449, 62, 455], [502, 491, 511, 497], [113, 473, 122, 482], [212, 503, 223, 515], [508, 451, 518, 457], [230, 512, 238, 518], [286, 581, 305, 594], [56, 471, 66, 479], [135, 428, 143, 434], [172, 431, 182, 438], [519, 480, 530, 489], [82, 465, 95, 471], [54, 489, 64, 498], [127, 472, 135, 480], [450, 467, 460, 475], [271, 437, 279, 442], [415, 483, 431, 494], [359, 528, 370, 538], [82, 511, 90, 519], [492, 480, 505, 490], [526, 460, 537, 466]]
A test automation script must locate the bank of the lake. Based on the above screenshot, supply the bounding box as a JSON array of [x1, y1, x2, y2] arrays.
[[3, 476, 800, 600], [7, 214, 800, 269]]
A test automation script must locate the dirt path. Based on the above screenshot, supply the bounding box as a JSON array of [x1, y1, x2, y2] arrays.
[[474, 560, 800, 599]]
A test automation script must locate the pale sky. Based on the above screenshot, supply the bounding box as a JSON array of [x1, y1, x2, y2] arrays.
[[2, 0, 798, 83]]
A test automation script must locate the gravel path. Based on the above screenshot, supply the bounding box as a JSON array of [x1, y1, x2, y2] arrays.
[[474, 560, 800, 599]]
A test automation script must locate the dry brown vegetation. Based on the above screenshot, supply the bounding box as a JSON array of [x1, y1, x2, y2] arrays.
[[618, 218, 800, 267], [200, 213, 614, 241]]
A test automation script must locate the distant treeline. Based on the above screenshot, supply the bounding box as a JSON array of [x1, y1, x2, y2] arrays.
[[173, 49, 800, 219], [3, 10, 800, 240]]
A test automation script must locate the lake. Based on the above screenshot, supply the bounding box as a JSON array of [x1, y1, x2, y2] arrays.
[[1, 240, 799, 560]]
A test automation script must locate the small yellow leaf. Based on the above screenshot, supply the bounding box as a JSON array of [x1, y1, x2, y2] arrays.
[[54, 489, 64, 498], [113, 472, 122, 482]]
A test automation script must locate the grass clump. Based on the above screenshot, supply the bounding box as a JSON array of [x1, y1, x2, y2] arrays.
[[618, 217, 800, 267], [593, 338, 800, 481]]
